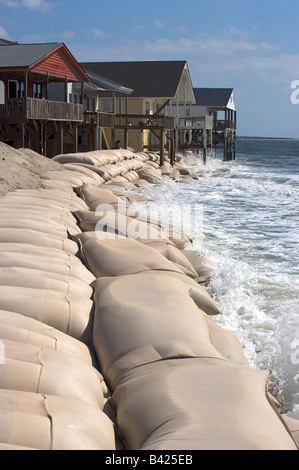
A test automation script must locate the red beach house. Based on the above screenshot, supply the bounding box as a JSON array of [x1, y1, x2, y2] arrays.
[[0, 41, 90, 156]]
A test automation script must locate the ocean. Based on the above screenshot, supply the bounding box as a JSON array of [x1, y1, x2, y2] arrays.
[[135, 137, 299, 418]]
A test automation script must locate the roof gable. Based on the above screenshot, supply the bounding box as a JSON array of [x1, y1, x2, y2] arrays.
[[193, 88, 234, 108], [0, 43, 89, 82], [80, 61, 188, 99]]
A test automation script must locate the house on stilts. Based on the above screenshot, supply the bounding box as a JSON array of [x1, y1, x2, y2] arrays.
[[0, 41, 89, 157], [191, 88, 237, 160], [0, 40, 237, 164]]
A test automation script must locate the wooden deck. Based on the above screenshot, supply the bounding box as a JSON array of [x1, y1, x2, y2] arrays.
[[214, 119, 236, 130], [177, 115, 213, 130], [0, 98, 83, 123]]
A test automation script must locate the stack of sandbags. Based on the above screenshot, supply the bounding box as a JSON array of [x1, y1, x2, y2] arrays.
[[53, 149, 149, 185], [90, 272, 297, 450], [112, 358, 297, 450], [68, 179, 298, 450], [91, 272, 222, 388], [0, 389, 115, 450], [0, 186, 117, 450]]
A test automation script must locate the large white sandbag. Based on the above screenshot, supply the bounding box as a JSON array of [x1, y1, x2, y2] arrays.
[[0, 243, 83, 265], [0, 340, 105, 408], [53, 152, 107, 166], [0, 209, 80, 236], [136, 168, 162, 184], [74, 185, 123, 211], [183, 249, 213, 283], [0, 310, 94, 364], [0, 286, 94, 344], [73, 210, 167, 242], [0, 389, 116, 450], [0, 218, 68, 238], [139, 239, 198, 278], [0, 251, 95, 284], [112, 357, 298, 450], [75, 234, 186, 278], [204, 315, 250, 367], [63, 163, 105, 184], [282, 416, 299, 448], [0, 229, 78, 255], [0, 193, 87, 212], [92, 273, 223, 388], [0, 267, 93, 298]]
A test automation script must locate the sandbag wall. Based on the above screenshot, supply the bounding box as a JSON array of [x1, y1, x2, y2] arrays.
[[0, 182, 118, 450], [0, 148, 298, 450], [52, 148, 297, 451]]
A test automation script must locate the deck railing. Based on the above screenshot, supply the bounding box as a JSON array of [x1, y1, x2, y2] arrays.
[[177, 115, 213, 130], [214, 120, 236, 130], [83, 111, 116, 128], [115, 114, 175, 130], [0, 98, 83, 122]]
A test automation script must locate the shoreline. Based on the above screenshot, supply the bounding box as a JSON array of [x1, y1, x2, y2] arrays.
[[0, 142, 298, 450]]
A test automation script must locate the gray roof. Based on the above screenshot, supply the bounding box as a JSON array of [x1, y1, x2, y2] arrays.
[[0, 42, 62, 68], [86, 71, 133, 94], [193, 88, 233, 107], [80, 61, 187, 98]]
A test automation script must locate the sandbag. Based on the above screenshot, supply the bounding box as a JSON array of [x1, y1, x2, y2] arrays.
[[136, 168, 162, 184], [0, 286, 94, 344], [63, 163, 105, 184], [282, 416, 299, 447], [0, 267, 93, 298], [0, 310, 94, 364], [0, 243, 83, 264], [151, 270, 220, 316], [0, 251, 95, 284], [0, 340, 105, 408], [74, 185, 125, 211], [53, 152, 103, 166], [0, 192, 87, 212], [0, 209, 80, 236], [0, 389, 116, 450], [75, 234, 186, 278], [140, 239, 198, 278], [73, 210, 167, 241], [204, 315, 250, 367], [112, 357, 297, 450], [0, 228, 79, 255], [0, 218, 69, 238], [92, 272, 223, 388], [183, 249, 213, 283]]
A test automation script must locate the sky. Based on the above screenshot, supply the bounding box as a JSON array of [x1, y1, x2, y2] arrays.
[[0, 0, 299, 138]]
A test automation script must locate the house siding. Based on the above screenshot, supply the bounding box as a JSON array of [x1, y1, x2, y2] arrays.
[[31, 47, 83, 81]]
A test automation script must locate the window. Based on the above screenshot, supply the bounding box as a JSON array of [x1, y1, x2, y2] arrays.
[[8, 80, 25, 98], [33, 83, 42, 99], [103, 100, 111, 112], [0, 81, 4, 104], [145, 101, 150, 115]]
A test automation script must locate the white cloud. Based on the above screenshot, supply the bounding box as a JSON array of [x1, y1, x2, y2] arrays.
[[21, 0, 53, 12], [86, 28, 105, 38], [0, 0, 53, 12], [0, 25, 10, 38], [61, 30, 76, 40], [155, 20, 164, 28]]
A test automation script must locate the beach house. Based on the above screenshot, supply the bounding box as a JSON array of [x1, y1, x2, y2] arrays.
[[0, 41, 89, 157], [79, 60, 197, 155], [192, 88, 237, 160]]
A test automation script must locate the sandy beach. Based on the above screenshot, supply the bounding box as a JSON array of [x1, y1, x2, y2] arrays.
[[0, 141, 298, 451]]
